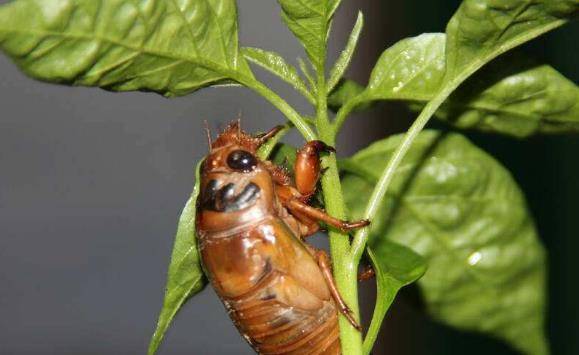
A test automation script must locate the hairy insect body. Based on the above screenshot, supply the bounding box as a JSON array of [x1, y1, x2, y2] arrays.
[[196, 122, 367, 354]]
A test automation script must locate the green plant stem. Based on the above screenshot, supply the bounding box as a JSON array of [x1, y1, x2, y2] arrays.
[[344, 88, 453, 354], [334, 94, 364, 133], [350, 90, 448, 263], [315, 63, 364, 353], [319, 152, 363, 355]]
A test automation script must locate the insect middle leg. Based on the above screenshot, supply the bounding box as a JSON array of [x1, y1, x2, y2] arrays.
[[285, 198, 369, 232]]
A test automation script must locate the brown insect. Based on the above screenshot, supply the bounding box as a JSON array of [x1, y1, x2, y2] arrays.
[[196, 121, 369, 354]]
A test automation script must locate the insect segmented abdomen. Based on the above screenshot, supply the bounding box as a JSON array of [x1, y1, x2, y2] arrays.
[[224, 268, 341, 355], [198, 220, 342, 355]]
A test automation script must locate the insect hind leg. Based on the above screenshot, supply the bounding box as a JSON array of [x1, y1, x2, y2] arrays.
[[311, 248, 361, 331]]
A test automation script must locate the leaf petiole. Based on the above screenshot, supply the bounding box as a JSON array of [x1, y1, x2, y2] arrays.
[[233, 73, 317, 141], [350, 92, 447, 262]]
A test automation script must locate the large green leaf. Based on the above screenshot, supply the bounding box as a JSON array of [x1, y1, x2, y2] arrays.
[[0, 0, 251, 97], [148, 161, 206, 355], [362, 240, 426, 355], [341, 131, 548, 355], [333, 1, 578, 134], [276, 0, 341, 70], [445, 0, 578, 79], [420, 0, 578, 140], [437, 53, 579, 137], [440, 0, 578, 136], [331, 33, 579, 137]]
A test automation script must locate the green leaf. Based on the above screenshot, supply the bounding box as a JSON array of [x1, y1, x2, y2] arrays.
[[341, 131, 548, 355], [445, 0, 579, 80], [333, 33, 579, 137], [277, 0, 341, 70], [0, 0, 251, 97], [364, 33, 446, 102], [362, 240, 426, 355], [148, 161, 206, 355], [436, 53, 579, 137], [327, 11, 363, 93], [298, 57, 317, 93], [335, 1, 578, 132], [435, 0, 579, 137], [242, 47, 314, 104]]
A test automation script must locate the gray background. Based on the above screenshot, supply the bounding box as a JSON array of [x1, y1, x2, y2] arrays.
[[1, 1, 578, 354]]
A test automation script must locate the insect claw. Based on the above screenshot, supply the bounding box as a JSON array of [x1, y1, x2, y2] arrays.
[[325, 145, 336, 153], [339, 219, 370, 232], [308, 140, 335, 154], [342, 306, 362, 331], [255, 125, 284, 145]]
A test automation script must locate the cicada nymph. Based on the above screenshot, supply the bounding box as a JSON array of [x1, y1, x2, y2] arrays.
[[196, 121, 368, 354]]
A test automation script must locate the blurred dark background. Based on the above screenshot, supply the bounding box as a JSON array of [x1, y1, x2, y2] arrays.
[[0, 1, 576, 354]]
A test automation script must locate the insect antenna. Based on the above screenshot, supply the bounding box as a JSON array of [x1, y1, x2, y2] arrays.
[[236, 112, 242, 138], [203, 120, 212, 151]]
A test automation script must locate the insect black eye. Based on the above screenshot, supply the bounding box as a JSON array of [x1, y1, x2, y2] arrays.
[[227, 150, 257, 172]]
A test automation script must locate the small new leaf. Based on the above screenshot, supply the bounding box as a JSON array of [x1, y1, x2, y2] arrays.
[[363, 240, 426, 355], [365, 33, 446, 102], [327, 11, 364, 93], [342, 131, 548, 355], [242, 47, 314, 104], [0, 0, 251, 97], [148, 161, 207, 355], [298, 57, 317, 93], [277, 0, 341, 70]]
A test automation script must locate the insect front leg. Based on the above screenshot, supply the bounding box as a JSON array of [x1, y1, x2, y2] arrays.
[[294, 140, 335, 200], [254, 124, 284, 145]]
